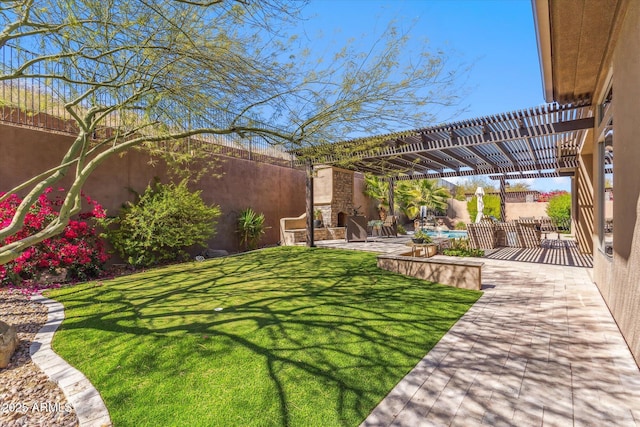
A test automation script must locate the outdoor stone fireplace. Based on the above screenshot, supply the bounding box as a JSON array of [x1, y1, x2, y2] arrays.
[[337, 211, 348, 227], [313, 167, 354, 228]]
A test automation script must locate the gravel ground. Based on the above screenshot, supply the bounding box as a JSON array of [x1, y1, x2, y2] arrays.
[[0, 289, 78, 427]]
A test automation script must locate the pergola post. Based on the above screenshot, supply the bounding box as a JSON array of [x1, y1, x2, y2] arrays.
[[499, 177, 507, 221], [306, 161, 315, 247], [388, 178, 395, 217]]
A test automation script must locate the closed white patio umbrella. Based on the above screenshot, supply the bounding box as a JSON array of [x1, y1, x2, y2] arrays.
[[475, 187, 485, 223]]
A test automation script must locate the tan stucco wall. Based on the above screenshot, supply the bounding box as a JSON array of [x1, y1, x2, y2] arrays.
[[447, 199, 550, 225], [353, 172, 378, 220], [576, 151, 595, 254], [447, 199, 470, 225], [505, 202, 549, 222], [0, 123, 306, 253], [603, 0, 640, 367], [312, 166, 334, 205], [197, 157, 306, 251]]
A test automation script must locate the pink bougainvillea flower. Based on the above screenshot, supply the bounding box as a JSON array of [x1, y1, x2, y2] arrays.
[[0, 188, 110, 288]]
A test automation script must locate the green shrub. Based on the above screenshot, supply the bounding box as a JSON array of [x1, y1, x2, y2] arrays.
[[453, 186, 467, 201], [397, 223, 407, 235], [102, 180, 220, 267], [442, 237, 484, 257], [442, 248, 485, 257], [454, 221, 467, 230], [546, 192, 571, 231], [237, 208, 266, 251], [412, 229, 432, 243], [467, 194, 501, 221]]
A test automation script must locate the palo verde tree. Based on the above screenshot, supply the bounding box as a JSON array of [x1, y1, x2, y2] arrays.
[[0, 0, 467, 263]]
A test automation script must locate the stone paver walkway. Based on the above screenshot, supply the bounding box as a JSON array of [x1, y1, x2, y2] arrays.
[[360, 257, 640, 426], [30, 295, 112, 427]]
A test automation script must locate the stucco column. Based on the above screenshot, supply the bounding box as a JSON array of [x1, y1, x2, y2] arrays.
[[499, 178, 506, 221], [575, 151, 594, 254]]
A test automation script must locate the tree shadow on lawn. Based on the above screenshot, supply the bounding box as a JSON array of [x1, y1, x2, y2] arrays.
[[47, 247, 481, 427]]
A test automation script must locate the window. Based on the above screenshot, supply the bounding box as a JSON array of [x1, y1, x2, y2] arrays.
[[598, 87, 613, 257]]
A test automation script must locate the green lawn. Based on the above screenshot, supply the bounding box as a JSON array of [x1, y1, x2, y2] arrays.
[[47, 246, 481, 427]]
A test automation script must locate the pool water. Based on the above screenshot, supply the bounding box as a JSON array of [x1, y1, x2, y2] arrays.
[[425, 230, 468, 239]]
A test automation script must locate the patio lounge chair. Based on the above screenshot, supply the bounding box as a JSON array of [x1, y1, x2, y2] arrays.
[[516, 221, 541, 247], [380, 215, 398, 237], [493, 221, 541, 248], [467, 222, 496, 249], [539, 217, 559, 240]]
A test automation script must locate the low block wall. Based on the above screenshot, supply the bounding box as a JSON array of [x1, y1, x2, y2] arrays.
[[377, 254, 483, 291]]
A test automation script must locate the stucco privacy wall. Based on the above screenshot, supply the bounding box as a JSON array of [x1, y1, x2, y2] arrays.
[[0, 123, 306, 252], [602, 0, 640, 367], [504, 202, 548, 222], [448, 199, 551, 226]]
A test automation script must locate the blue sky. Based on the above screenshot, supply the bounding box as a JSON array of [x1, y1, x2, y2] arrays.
[[297, 0, 570, 192]]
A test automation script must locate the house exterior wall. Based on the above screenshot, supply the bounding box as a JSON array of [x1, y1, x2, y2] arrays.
[[584, 0, 640, 367], [602, 0, 640, 367], [534, 0, 640, 367], [0, 123, 307, 253]]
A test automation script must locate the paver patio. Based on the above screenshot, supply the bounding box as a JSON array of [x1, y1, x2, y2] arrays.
[[316, 238, 640, 426]]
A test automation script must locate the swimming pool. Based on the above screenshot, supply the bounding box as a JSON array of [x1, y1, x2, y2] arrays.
[[426, 230, 468, 239]]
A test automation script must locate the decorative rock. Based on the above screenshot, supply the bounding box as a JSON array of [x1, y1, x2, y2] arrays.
[[200, 249, 229, 259], [0, 320, 18, 368], [0, 290, 78, 426]]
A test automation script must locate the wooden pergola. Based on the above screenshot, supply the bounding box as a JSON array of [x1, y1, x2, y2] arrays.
[[294, 102, 594, 246]]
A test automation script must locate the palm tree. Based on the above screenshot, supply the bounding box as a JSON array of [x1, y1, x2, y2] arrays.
[[363, 174, 390, 219], [395, 182, 416, 219], [396, 179, 451, 220]]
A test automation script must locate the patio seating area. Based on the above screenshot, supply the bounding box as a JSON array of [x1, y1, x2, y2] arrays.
[[467, 218, 570, 251]]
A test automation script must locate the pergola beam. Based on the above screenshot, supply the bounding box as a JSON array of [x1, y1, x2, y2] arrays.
[[297, 105, 592, 166], [293, 103, 592, 187], [360, 116, 593, 161], [493, 141, 523, 172], [412, 152, 460, 171], [438, 148, 481, 170], [523, 137, 543, 170], [488, 170, 575, 180], [463, 145, 500, 169]]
